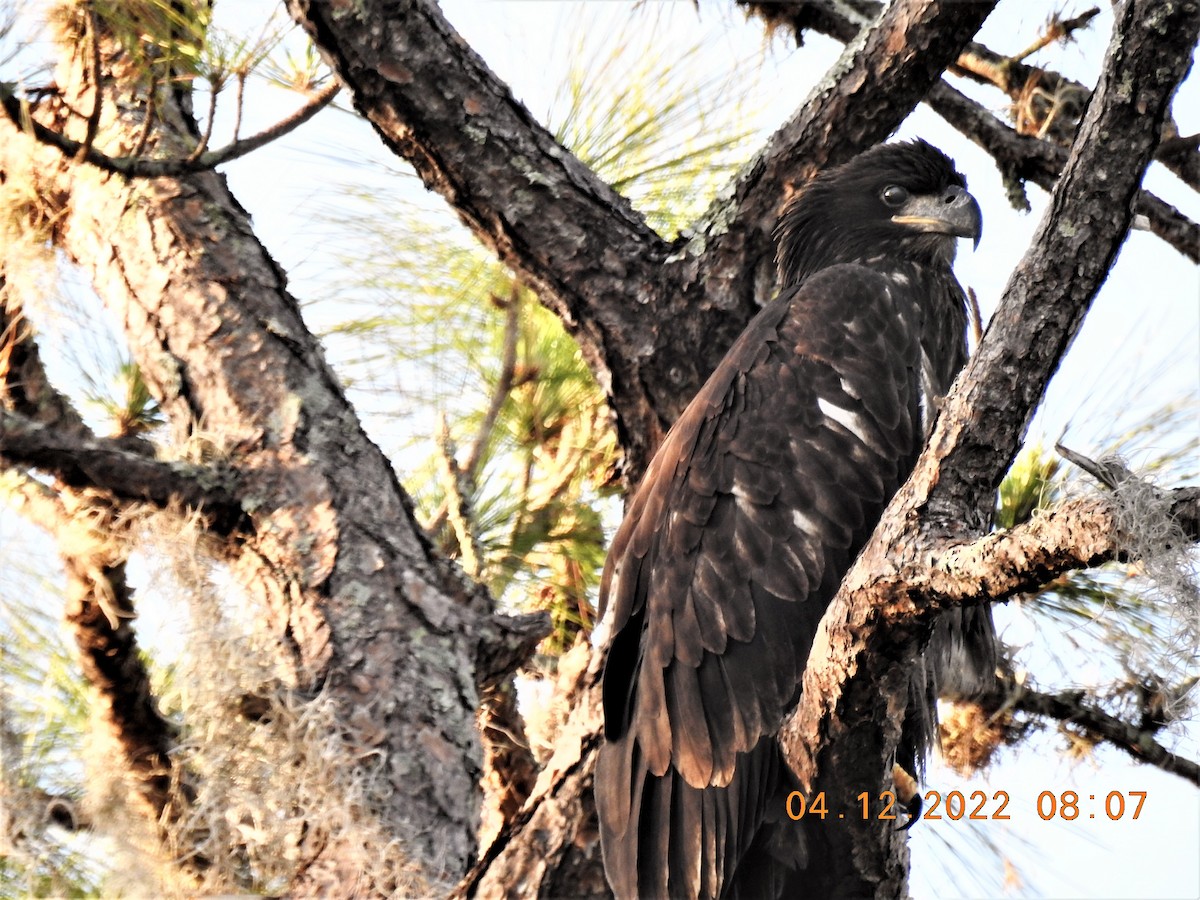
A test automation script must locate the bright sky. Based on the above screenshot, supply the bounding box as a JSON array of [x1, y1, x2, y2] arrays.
[[5, 0, 1198, 897]]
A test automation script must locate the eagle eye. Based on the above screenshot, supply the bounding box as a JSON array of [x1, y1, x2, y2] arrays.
[[881, 185, 909, 207]]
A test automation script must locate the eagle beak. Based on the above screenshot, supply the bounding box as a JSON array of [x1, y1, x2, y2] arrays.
[[892, 185, 982, 250]]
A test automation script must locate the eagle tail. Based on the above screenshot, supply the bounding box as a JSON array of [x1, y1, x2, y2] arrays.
[[596, 734, 805, 899]]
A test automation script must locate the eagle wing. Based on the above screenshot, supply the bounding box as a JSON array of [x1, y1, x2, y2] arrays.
[[596, 264, 929, 899]]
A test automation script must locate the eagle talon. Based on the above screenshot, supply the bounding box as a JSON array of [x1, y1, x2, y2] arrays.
[[892, 762, 922, 831], [897, 790, 923, 831]]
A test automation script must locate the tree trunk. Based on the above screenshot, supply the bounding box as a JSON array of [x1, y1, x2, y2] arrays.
[[0, 12, 502, 886]]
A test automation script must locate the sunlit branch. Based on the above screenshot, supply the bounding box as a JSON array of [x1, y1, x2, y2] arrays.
[[873, 488, 1200, 627], [968, 680, 1200, 788], [0, 80, 339, 177], [739, 0, 1200, 260], [0, 409, 245, 533]]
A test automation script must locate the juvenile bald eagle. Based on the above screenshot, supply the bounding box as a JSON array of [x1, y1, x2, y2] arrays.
[[594, 140, 996, 899]]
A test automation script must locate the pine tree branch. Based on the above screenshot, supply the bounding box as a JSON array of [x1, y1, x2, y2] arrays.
[[435, 415, 482, 579], [1006, 8, 1101, 63], [424, 289, 521, 536], [0, 80, 339, 177], [926, 82, 1199, 261], [963, 679, 1200, 788], [740, 0, 1200, 261], [917, 17, 1200, 534], [1, 291, 190, 824], [0, 409, 245, 533], [869, 487, 1199, 627], [951, 32, 1200, 193]]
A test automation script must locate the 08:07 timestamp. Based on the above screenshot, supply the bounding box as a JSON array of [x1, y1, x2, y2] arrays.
[[785, 790, 1147, 822]]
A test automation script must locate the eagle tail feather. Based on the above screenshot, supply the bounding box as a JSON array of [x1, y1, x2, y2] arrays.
[[597, 735, 805, 899]]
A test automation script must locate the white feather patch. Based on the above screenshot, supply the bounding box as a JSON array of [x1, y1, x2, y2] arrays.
[[918, 349, 938, 436], [817, 397, 872, 446], [792, 508, 823, 536]]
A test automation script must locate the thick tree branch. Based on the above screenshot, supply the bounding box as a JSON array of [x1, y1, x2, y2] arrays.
[[697, 0, 999, 248], [742, 0, 1200, 261], [286, 0, 675, 477], [0, 409, 245, 532], [746, 0, 1198, 188], [778, 1, 1200, 894], [866, 487, 1198, 627], [0, 81, 340, 177]]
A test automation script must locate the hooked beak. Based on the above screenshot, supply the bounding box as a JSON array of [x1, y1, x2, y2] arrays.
[[891, 184, 982, 250]]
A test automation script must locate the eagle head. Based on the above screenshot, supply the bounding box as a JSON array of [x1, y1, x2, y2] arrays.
[[775, 139, 982, 287]]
